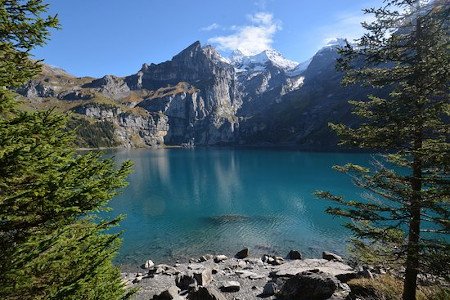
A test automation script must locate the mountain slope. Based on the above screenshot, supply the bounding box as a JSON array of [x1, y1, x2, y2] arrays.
[[237, 40, 382, 150], [16, 40, 380, 150]]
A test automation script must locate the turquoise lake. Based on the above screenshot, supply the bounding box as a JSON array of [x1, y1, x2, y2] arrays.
[[106, 148, 372, 268]]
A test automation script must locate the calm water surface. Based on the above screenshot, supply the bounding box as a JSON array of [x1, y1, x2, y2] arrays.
[[105, 148, 371, 267]]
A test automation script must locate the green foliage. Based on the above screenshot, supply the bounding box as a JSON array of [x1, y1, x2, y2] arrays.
[[67, 116, 119, 148], [0, 1, 134, 299], [0, 0, 58, 112], [316, 1, 449, 299], [348, 275, 449, 300]]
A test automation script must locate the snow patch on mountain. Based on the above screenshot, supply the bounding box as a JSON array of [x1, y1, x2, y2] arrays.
[[286, 58, 312, 77], [230, 49, 298, 72]]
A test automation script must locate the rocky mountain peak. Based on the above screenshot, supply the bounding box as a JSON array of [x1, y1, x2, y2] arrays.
[[41, 64, 74, 78], [172, 40, 202, 61], [202, 44, 229, 64]]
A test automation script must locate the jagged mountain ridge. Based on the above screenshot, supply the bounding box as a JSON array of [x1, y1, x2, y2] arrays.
[[17, 40, 362, 149]]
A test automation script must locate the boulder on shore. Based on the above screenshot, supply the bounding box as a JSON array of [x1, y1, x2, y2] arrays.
[[214, 255, 228, 263], [175, 272, 197, 291], [235, 248, 249, 259], [188, 286, 227, 300], [279, 270, 339, 299], [143, 259, 155, 269], [152, 286, 182, 300], [287, 250, 302, 260], [322, 251, 344, 262], [220, 281, 241, 292]]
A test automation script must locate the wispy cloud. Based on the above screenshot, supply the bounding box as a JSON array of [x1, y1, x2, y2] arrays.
[[208, 12, 281, 56], [200, 23, 220, 32], [317, 10, 375, 47]]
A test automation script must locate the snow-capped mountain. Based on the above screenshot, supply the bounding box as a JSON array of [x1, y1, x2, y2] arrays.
[[230, 49, 298, 72], [286, 58, 312, 77]]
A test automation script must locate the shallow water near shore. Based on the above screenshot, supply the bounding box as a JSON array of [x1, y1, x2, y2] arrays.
[[102, 148, 372, 269]]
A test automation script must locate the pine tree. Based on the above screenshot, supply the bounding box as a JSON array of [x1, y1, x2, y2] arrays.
[[0, 1, 133, 299], [316, 1, 449, 299]]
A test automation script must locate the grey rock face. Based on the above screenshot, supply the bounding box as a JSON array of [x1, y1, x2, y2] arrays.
[[58, 89, 93, 100], [73, 103, 168, 148], [83, 75, 130, 100], [16, 81, 57, 98], [128, 41, 240, 145]]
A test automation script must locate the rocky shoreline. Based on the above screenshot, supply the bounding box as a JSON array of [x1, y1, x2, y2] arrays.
[[121, 249, 381, 299]]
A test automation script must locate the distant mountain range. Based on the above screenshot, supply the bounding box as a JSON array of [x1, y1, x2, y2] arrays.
[[17, 38, 375, 149]]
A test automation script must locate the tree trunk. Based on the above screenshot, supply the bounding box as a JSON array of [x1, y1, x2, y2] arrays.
[[402, 187, 421, 300], [403, 6, 424, 298], [402, 131, 423, 300]]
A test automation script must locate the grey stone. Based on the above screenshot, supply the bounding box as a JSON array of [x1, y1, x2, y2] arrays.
[[322, 251, 344, 262], [220, 281, 241, 292], [272, 258, 356, 282], [214, 255, 228, 263], [175, 272, 197, 291], [279, 270, 340, 299], [188, 286, 227, 300], [235, 270, 258, 278], [287, 250, 302, 260], [237, 260, 247, 268], [152, 286, 182, 300], [262, 281, 279, 296], [235, 248, 249, 259], [144, 259, 155, 269], [188, 263, 205, 270], [199, 254, 214, 262], [193, 268, 213, 286]]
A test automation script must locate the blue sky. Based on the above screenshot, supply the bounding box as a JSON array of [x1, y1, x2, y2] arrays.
[[33, 0, 382, 77]]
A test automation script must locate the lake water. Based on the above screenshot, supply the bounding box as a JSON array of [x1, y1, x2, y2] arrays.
[[105, 148, 371, 268]]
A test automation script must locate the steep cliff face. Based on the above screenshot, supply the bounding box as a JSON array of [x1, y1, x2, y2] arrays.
[[73, 103, 168, 148], [128, 41, 240, 145]]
